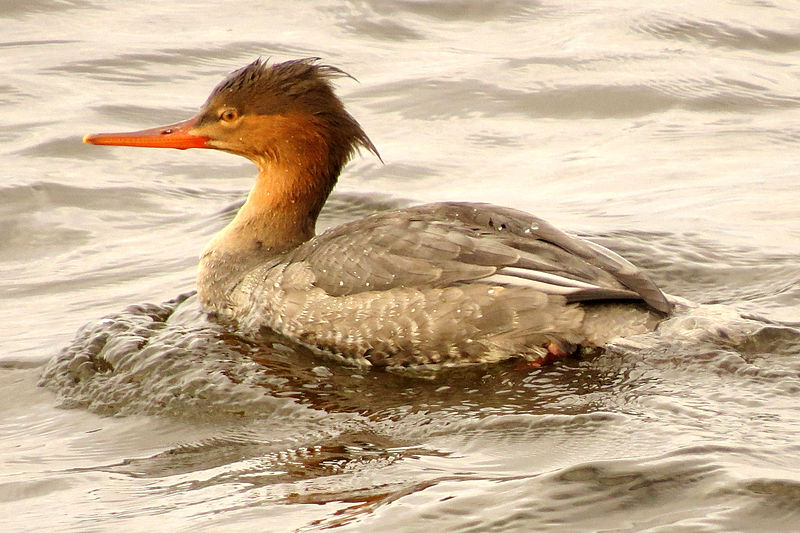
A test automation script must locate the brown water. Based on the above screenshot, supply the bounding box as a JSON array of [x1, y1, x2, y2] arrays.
[[2, 1, 800, 531]]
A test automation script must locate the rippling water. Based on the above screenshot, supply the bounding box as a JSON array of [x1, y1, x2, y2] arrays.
[[2, 1, 800, 531]]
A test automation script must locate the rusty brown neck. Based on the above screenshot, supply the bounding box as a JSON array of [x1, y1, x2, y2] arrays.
[[197, 130, 337, 314], [225, 162, 330, 252]]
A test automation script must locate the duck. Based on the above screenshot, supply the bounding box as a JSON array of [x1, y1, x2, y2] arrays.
[[84, 58, 673, 367]]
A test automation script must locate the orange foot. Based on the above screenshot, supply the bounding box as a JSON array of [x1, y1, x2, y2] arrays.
[[519, 341, 576, 369]]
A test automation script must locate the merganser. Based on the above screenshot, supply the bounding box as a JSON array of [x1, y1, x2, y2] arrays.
[[84, 58, 672, 367]]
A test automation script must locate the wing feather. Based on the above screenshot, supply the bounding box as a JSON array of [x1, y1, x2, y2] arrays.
[[284, 202, 671, 313]]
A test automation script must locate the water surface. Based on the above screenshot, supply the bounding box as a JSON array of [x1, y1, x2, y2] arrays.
[[2, 1, 800, 531]]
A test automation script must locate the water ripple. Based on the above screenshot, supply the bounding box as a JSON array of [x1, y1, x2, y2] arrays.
[[636, 14, 800, 53]]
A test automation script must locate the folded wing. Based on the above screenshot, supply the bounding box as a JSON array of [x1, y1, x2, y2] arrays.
[[287, 202, 672, 314]]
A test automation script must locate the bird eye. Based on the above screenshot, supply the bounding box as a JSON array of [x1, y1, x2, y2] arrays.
[[220, 109, 239, 122]]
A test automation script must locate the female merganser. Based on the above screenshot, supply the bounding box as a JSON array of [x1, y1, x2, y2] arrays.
[[84, 58, 672, 367]]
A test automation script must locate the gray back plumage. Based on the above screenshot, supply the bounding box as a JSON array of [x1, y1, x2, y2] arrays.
[[287, 202, 671, 313]]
